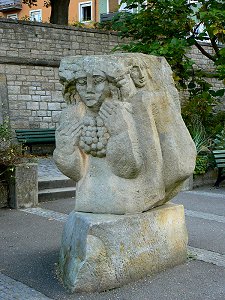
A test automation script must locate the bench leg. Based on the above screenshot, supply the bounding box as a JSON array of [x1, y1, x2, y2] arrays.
[[214, 168, 225, 188], [22, 144, 25, 155]]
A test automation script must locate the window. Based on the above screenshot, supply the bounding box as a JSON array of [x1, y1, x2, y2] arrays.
[[79, 2, 92, 22], [99, 0, 109, 16], [118, 0, 134, 12], [29, 9, 42, 22], [195, 23, 210, 42], [7, 14, 18, 19], [118, 0, 143, 13]]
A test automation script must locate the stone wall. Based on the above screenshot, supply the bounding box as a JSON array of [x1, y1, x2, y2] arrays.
[[187, 44, 224, 97], [0, 18, 224, 130], [0, 65, 62, 129], [0, 18, 123, 129]]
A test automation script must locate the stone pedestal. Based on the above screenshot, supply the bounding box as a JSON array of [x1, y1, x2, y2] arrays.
[[59, 203, 188, 293], [0, 180, 8, 208], [8, 163, 38, 209]]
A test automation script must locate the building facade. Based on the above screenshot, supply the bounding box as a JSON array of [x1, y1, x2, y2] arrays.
[[0, 0, 119, 23]]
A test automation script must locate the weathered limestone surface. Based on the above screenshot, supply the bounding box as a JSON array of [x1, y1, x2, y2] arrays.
[[54, 53, 196, 214], [59, 203, 188, 293], [9, 163, 38, 209], [54, 53, 196, 293]]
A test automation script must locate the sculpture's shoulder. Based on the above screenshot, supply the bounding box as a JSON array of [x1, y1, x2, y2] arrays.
[[129, 90, 158, 110]]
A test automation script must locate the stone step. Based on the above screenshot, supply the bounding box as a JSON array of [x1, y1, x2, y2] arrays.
[[38, 187, 76, 202], [38, 177, 76, 191]]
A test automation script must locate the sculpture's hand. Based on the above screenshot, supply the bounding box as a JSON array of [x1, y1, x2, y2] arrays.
[[99, 101, 133, 136], [54, 120, 84, 181], [55, 120, 82, 153]]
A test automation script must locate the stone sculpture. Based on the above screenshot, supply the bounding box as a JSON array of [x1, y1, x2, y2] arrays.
[[54, 53, 196, 214], [53, 53, 196, 293]]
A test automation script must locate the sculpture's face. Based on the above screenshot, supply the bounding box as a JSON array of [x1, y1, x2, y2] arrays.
[[130, 65, 146, 88], [75, 70, 109, 110]]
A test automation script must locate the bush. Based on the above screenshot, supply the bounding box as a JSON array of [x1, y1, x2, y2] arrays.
[[194, 155, 209, 175], [213, 126, 225, 150], [0, 120, 22, 173]]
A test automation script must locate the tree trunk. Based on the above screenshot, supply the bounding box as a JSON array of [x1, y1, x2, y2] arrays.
[[50, 0, 70, 25]]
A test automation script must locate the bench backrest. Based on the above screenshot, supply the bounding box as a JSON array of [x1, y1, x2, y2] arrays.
[[213, 150, 225, 168], [15, 129, 55, 143]]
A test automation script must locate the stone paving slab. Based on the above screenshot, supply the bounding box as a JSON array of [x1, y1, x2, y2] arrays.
[[40, 198, 75, 215], [20, 207, 68, 222], [1, 186, 225, 299], [188, 246, 225, 268], [186, 216, 225, 254], [1, 253, 225, 300], [172, 189, 225, 217], [0, 272, 51, 300], [185, 208, 225, 223], [0, 209, 64, 297], [38, 157, 67, 180], [0, 210, 225, 300]]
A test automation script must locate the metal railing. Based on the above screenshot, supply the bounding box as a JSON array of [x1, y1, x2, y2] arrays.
[[0, 0, 22, 11]]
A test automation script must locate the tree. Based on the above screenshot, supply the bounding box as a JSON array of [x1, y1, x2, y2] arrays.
[[22, 0, 70, 25], [109, 0, 224, 82], [106, 0, 225, 136]]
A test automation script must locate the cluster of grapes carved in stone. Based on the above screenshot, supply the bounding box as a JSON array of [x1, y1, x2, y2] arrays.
[[79, 116, 110, 158]]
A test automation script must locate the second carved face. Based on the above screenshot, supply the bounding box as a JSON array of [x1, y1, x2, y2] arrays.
[[130, 65, 146, 88]]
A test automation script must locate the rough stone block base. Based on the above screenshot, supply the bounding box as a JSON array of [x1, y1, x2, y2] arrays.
[[59, 203, 188, 293], [9, 163, 38, 209], [0, 181, 8, 208]]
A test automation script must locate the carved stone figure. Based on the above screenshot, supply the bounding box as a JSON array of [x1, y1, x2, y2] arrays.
[[54, 53, 196, 293], [53, 53, 196, 214]]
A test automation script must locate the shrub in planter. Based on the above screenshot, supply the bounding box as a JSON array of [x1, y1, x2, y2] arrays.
[[0, 120, 22, 176], [0, 120, 38, 208]]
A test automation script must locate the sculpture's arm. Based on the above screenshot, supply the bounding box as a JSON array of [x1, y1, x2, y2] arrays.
[[99, 101, 143, 179], [142, 92, 196, 197], [53, 120, 85, 182]]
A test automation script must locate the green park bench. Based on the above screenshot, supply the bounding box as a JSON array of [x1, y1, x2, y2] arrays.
[[212, 149, 225, 187], [15, 128, 55, 153]]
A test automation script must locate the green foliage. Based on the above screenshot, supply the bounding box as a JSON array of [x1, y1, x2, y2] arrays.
[[0, 120, 12, 142], [104, 0, 225, 176], [0, 121, 22, 175], [185, 115, 211, 174], [109, 0, 193, 86], [70, 21, 85, 28], [213, 126, 225, 150], [182, 78, 225, 136], [20, 15, 30, 21], [0, 121, 37, 172], [194, 155, 209, 175], [186, 115, 211, 154], [106, 0, 225, 88]]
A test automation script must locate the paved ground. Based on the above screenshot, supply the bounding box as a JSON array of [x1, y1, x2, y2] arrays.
[[38, 157, 68, 180], [0, 158, 225, 299]]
